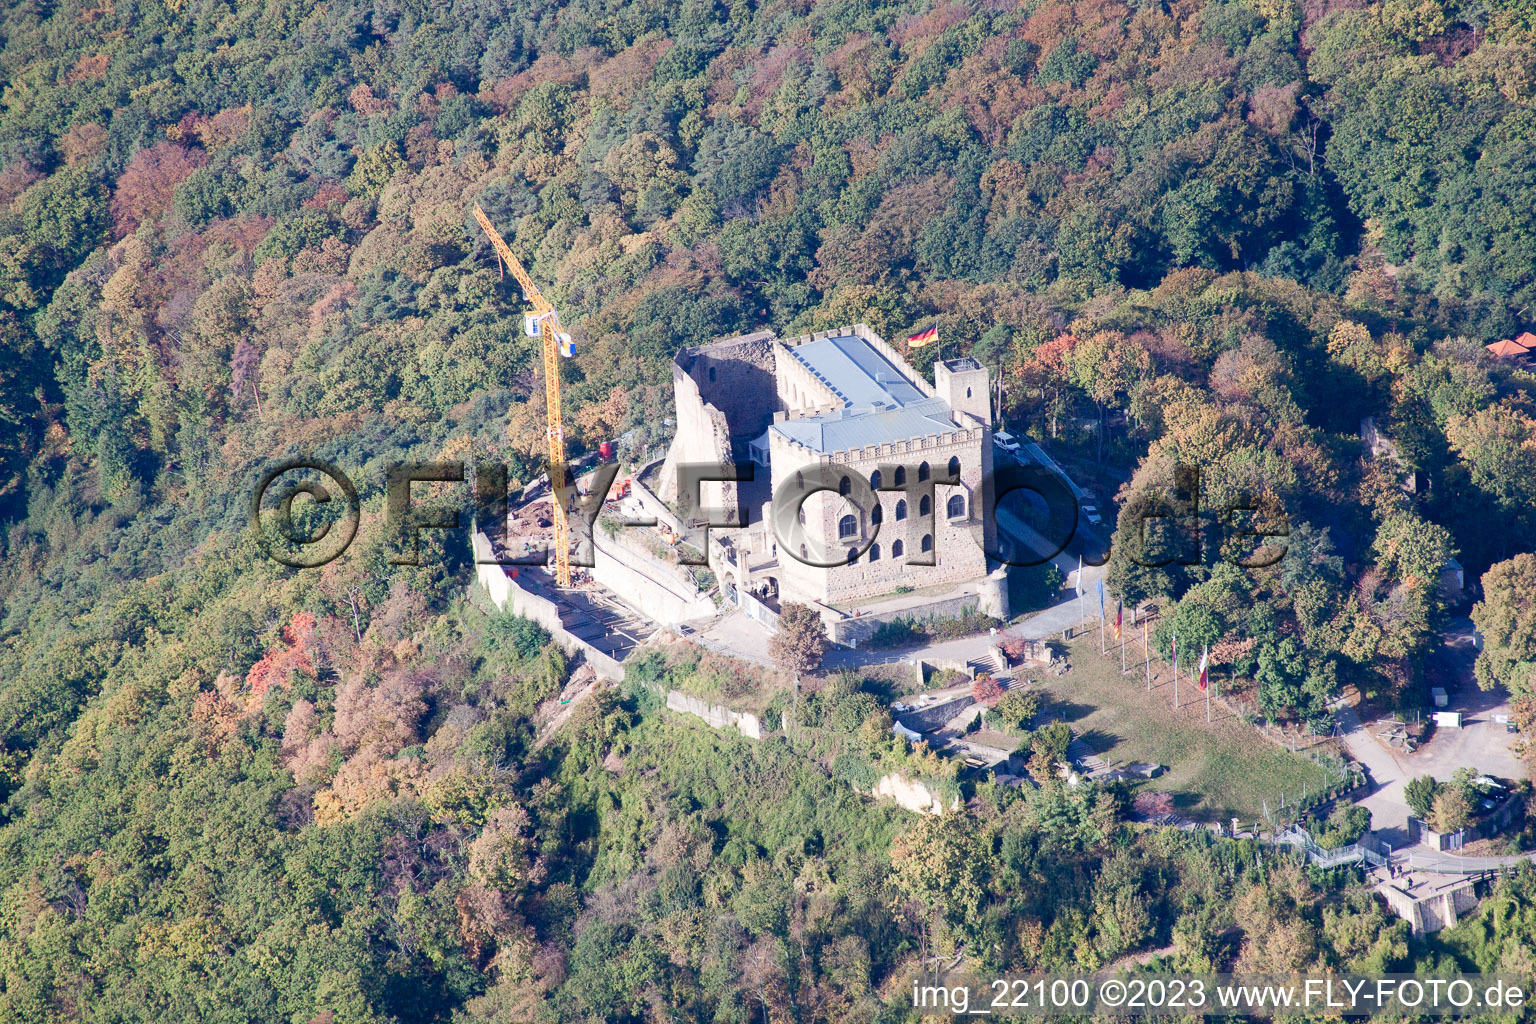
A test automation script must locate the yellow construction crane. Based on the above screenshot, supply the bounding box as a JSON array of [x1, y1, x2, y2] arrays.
[[472, 204, 575, 587]]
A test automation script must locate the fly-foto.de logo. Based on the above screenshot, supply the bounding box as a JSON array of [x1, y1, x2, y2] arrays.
[[250, 458, 1290, 571]]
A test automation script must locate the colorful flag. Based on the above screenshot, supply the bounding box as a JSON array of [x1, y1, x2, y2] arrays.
[[1114, 602, 1123, 641], [1096, 579, 1105, 618], [906, 324, 938, 347], [1198, 645, 1209, 691], [1074, 556, 1083, 597], [1172, 631, 1178, 679]]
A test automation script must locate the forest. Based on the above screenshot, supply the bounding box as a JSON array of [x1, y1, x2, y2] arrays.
[[1, 0, 1535, 1017]]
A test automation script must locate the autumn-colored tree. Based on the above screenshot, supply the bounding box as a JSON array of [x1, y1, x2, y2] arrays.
[[1017, 333, 1076, 438], [313, 745, 424, 824], [332, 667, 429, 753], [468, 804, 537, 895], [970, 675, 1003, 707], [244, 611, 318, 704], [109, 142, 206, 237], [1430, 787, 1473, 834], [1471, 554, 1536, 697], [279, 698, 338, 783], [770, 603, 827, 680], [1446, 403, 1536, 518], [888, 814, 986, 957]]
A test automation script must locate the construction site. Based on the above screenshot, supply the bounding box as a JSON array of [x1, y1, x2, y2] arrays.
[[468, 209, 1053, 701]]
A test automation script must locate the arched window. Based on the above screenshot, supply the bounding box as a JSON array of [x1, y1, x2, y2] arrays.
[[870, 543, 881, 562], [870, 469, 882, 491], [892, 539, 904, 558], [795, 470, 804, 489], [947, 456, 960, 478], [921, 534, 933, 553], [947, 495, 965, 519], [895, 500, 907, 521], [918, 461, 930, 482], [798, 506, 806, 525], [839, 515, 857, 539], [839, 475, 851, 496], [919, 495, 931, 517], [894, 466, 907, 487], [966, 386, 972, 398], [800, 544, 807, 559], [872, 504, 883, 525], [847, 546, 858, 564]]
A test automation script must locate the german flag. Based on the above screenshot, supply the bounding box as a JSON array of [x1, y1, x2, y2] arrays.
[[906, 324, 938, 347], [1114, 602, 1122, 641]]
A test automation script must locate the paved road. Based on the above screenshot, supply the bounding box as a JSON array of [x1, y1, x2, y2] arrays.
[[1339, 618, 1523, 844], [1393, 846, 1535, 874]]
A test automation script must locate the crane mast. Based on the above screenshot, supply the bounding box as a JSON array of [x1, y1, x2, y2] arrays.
[[472, 204, 573, 587]]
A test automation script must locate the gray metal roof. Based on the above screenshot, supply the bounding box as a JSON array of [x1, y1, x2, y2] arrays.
[[774, 400, 961, 452], [772, 335, 959, 453], [787, 335, 929, 409]]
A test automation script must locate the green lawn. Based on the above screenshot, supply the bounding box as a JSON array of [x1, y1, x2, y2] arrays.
[[1030, 636, 1331, 823]]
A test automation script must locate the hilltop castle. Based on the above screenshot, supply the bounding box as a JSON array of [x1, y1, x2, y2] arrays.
[[658, 324, 1002, 617]]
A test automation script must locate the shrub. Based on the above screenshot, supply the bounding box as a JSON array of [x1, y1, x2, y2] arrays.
[[1431, 788, 1474, 834], [1405, 775, 1439, 820], [1314, 804, 1371, 849], [1133, 791, 1174, 818], [991, 690, 1040, 731], [869, 617, 921, 648], [482, 613, 550, 661], [831, 753, 879, 790]]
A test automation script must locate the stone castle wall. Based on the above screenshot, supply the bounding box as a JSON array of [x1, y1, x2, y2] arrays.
[[769, 427, 989, 607]]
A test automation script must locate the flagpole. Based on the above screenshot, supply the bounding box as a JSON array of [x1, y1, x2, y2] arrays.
[[1144, 620, 1150, 691], [1203, 644, 1211, 724], [1173, 632, 1178, 709], [1096, 580, 1106, 655], [1120, 605, 1126, 674], [1075, 556, 1084, 637]]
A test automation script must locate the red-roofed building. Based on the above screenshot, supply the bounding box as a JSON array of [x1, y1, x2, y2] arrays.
[[1513, 331, 1536, 350], [1486, 339, 1530, 360]]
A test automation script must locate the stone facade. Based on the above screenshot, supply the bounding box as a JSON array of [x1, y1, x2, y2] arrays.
[[656, 329, 780, 519], [768, 425, 989, 606], [662, 323, 997, 614]]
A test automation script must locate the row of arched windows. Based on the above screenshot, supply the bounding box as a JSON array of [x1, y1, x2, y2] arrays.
[[837, 495, 966, 539], [848, 535, 932, 563], [860, 458, 961, 495]]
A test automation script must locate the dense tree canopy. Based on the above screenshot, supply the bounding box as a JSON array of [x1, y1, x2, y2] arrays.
[[0, 0, 1533, 1017]]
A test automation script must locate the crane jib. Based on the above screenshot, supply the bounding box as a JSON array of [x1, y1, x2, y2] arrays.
[[473, 203, 574, 588]]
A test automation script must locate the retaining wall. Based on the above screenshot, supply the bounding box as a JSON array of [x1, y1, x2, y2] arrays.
[[896, 694, 976, 733], [830, 592, 981, 646], [663, 689, 766, 740], [592, 529, 717, 625], [473, 531, 627, 682]]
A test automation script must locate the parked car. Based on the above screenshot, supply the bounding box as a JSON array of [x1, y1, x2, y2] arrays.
[[1081, 505, 1103, 525], [993, 430, 1021, 453]]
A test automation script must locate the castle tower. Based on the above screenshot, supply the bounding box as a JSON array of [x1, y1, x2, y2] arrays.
[[934, 357, 991, 429], [933, 356, 996, 556]]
